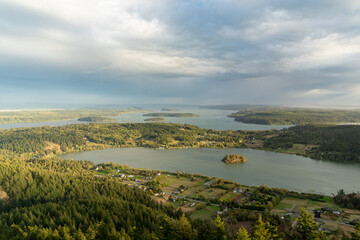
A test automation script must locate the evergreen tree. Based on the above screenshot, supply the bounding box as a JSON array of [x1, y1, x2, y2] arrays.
[[235, 226, 250, 240], [175, 214, 194, 240], [252, 215, 269, 240], [214, 215, 227, 240], [296, 208, 325, 240]]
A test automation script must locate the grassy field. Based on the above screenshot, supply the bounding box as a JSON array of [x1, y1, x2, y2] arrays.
[[340, 208, 360, 222], [202, 188, 227, 199], [274, 196, 337, 212], [220, 192, 240, 201], [161, 176, 196, 188], [160, 176, 198, 193], [178, 184, 208, 197], [190, 205, 220, 220], [190, 188, 227, 200], [306, 200, 337, 211], [275, 202, 294, 210], [275, 198, 309, 211]]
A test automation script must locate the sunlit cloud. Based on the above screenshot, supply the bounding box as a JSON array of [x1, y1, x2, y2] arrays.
[[1, 0, 360, 107]]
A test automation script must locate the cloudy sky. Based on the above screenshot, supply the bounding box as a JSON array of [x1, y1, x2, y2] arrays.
[[1, 0, 360, 108]]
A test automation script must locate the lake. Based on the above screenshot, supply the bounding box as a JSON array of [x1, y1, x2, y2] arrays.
[[0, 108, 289, 131], [62, 148, 360, 195]]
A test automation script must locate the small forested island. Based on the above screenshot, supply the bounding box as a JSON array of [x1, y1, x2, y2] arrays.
[[143, 113, 199, 117], [144, 117, 166, 122], [222, 154, 248, 163], [161, 108, 179, 111], [77, 116, 117, 122]]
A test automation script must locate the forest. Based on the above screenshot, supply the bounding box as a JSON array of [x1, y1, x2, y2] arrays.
[[228, 108, 360, 125], [263, 125, 360, 162]]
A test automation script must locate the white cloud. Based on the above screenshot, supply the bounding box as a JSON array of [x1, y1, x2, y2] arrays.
[[1, 0, 360, 105], [303, 89, 338, 96], [275, 34, 360, 72]]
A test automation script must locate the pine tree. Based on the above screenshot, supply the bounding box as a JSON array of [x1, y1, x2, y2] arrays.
[[176, 213, 193, 240], [252, 215, 270, 240], [296, 208, 325, 240], [235, 226, 250, 240], [214, 215, 227, 240]]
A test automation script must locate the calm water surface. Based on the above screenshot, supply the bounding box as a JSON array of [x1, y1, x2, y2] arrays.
[[62, 148, 360, 195], [0, 108, 289, 131]]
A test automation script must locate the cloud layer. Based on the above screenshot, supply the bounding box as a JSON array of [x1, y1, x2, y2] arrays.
[[1, 0, 360, 107]]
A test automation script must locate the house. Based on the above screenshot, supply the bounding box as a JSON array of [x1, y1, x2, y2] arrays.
[[333, 211, 340, 215], [118, 174, 126, 178], [217, 208, 227, 215], [127, 175, 134, 178], [94, 166, 102, 171], [233, 188, 243, 193]]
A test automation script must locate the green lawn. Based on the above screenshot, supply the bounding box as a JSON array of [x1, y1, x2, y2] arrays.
[[275, 202, 293, 210], [190, 188, 227, 200], [160, 176, 196, 189], [220, 192, 240, 201], [177, 185, 208, 197], [306, 200, 337, 211], [190, 205, 220, 220], [275, 198, 309, 211], [95, 170, 111, 175]]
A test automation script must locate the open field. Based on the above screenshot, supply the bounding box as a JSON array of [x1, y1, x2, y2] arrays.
[[275, 196, 339, 212], [190, 205, 220, 220], [275, 198, 309, 211], [159, 176, 198, 192], [340, 208, 360, 222], [178, 184, 208, 197], [220, 192, 240, 201], [190, 188, 227, 200], [306, 200, 338, 211]]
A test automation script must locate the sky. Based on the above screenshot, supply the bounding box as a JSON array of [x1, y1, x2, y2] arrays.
[[1, 0, 360, 108]]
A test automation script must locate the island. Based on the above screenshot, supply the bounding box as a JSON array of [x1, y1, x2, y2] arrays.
[[161, 108, 179, 111], [144, 117, 166, 122], [221, 154, 248, 163], [143, 113, 199, 117], [77, 116, 117, 122]]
